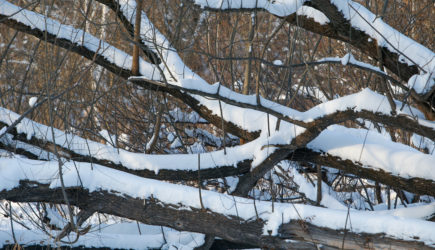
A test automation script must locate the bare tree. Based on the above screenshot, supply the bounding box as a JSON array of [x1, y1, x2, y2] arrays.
[[0, 0, 434, 249]]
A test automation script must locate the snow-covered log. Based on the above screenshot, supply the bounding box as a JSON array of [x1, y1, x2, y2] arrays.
[[0, 159, 434, 249], [0, 0, 434, 248], [1, 104, 433, 196]]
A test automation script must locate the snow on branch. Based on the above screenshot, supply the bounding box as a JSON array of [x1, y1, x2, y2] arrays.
[[1, 1, 434, 248], [2, 106, 434, 197], [0, 0, 161, 81], [0, 0, 261, 142], [109, 0, 203, 81], [192, 0, 435, 98], [308, 125, 435, 184], [193, 0, 434, 77], [194, 0, 304, 16], [1, 0, 433, 194], [0, 106, 252, 180], [329, 0, 434, 74], [131, 76, 435, 140], [1, 157, 434, 248], [328, 0, 435, 94]]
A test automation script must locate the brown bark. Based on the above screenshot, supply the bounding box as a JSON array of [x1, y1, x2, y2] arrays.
[[1, 181, 432, 250], [290, 148, 435, 197], [2, 117, 434, 197], [0, 12, 259, 142], [131, 0, 142, 76], [130, 78, 435, 141], [194, 0, 435, 119], [96, 0, 161, 64]]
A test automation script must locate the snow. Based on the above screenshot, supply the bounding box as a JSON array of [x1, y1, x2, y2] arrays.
[[116, 0, 199, 82], [194, 0, 305, 17], [0, 133, 55, 160], [273, 59, 283, 66], [124, 0, 433, 141], [193, 0, 435, 94], [296, 6, 330, 25], [408, 72, 434, 94], [307, 125, 435, 181], [2, 79, 434, 184], [2, 83, 433, 179], [28, 97, 37, 107], [192, 86, 432, 134], [0, 106, 257, 173], [373, 202, 435, 220], [0, 1, 433, 248], [318, 53, 383, 74], [0, 157, 434, 245], [292, 84, 330, 103], [98, 129, 116, 145], [168, 108, 207, 123], [0, 0, 161, 81], [411, 134, 434, 155], [278, 163, 346, 210], [0, 217, 204, 249], [330, 0, 435, 93]]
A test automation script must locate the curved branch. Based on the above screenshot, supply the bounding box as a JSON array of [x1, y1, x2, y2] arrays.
[[0, 3, 258, 141], [0, 120, 251, 181], [96, 0, 161, 64], [131, 78, 435, 141]]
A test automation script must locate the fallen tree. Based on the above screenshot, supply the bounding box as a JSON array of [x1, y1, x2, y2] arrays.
[[0, 0, 434, 249]]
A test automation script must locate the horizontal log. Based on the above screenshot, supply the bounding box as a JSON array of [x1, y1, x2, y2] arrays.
[[0, 181, 432, 249]]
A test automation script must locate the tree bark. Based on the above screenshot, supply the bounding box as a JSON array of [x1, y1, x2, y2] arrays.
[[131, 0, 142, 76], [1, 182, 432, 250]]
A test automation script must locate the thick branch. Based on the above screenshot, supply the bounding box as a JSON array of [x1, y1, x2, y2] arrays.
[[1, 106, 434, 196], [288, 148, 435, 197], [0, 121, 251, 181], [1, 182, 432, 249], [130, 78, 435, 141]]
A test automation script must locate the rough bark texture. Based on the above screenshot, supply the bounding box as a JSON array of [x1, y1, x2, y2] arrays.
[[1, 182, 432, 250], [1, 2, 434, 249], [130, 78, 435, 141]]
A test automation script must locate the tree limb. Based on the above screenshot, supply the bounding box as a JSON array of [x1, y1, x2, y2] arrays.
[[1, 181, 432, 249]]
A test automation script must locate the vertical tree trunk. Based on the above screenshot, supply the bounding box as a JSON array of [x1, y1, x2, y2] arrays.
[[240, 15, 256, 145], [316, 165, 322, 205], [131, 0, 142, 76], [242, 15, 255, 96]]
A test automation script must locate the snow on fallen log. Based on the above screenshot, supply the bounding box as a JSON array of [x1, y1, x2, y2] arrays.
[[0, 157, 434, 247]]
